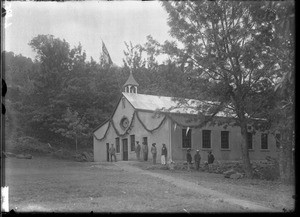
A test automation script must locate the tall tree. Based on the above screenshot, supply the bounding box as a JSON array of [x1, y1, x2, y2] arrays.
[[250, 1, 295, 183], [5, 35, 128, 150], [3, 51, 38, 140], [27, 35, 73, 142], [157, 1, 289, 177]]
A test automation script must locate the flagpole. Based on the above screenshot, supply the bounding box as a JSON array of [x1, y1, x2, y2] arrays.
[[169, 119, 172, 163]]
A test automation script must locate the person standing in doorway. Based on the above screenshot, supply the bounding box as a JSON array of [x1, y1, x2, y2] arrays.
[[151, 143, 157, 164], [161, 143, 167, 165], [186, 148, 192, 171], [194, 150, 201, 171], [109, 144, 117, 162], [135, 141, 141, 161], [142, 141, 148, 161]]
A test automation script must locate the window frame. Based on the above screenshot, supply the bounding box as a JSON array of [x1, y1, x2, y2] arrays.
[[221, 131, 229, 149], [202, 130, 211, 149], [182, 129, 192, 148], [261, 133, 268, 150], [247, 132, 253, 150]]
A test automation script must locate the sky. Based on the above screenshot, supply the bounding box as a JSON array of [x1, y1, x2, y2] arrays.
[[4, 0, 172, 66]]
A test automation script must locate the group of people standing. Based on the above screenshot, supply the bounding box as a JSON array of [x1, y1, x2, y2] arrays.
[[186, 149, 215, 171], [109, 141, 215, 171], [135, 141, 168, 165]]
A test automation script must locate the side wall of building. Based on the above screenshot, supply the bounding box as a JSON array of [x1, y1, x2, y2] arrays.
[[170, 120, 279, 162]]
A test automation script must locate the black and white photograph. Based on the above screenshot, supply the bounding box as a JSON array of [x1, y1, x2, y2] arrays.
[[1, 0, 295, 213]]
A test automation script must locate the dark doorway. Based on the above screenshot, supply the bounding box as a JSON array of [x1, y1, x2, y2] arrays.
[[143, 137, 148, 145], [106, 143, 110, 162], [122, 139, 128, 161], [143, 137, 148, 160]]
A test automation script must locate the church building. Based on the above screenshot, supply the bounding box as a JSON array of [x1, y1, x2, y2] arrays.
[[93, 72, 279, 162]]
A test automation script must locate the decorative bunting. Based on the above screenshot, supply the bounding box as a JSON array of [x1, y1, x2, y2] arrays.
[[111, 111, 136, 137], [93, 122, 111, 141], [94, 110, 167, 141], [94, 109, 236, 141], [136, 111, 167, 133]]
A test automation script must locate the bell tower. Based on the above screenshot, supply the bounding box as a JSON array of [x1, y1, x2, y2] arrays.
[[123, 70, 139, 94]]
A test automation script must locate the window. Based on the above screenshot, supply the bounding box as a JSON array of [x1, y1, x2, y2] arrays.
[[182, 129, 192, 148], [261, 133, 268, 149], [276, 134, 281, 149], [120, 117, 129, 130], [247, 133, 253, 149], [221, 131, 229, 149], [130, 86, 136, 93], [115, 137, 120, 153], [202, 130, 211, 148], [130, 135, 135, 151]]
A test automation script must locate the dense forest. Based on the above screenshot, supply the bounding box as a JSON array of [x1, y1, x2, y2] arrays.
[[3, 1, 294, 182], [3, 35, 192, 150]]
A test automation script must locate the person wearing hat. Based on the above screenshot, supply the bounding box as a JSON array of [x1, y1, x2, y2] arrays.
[[151, 143, 157, 164], [186, 148, 192, 171], [135, 141, 141, 161], [194, 150, 201, 171]]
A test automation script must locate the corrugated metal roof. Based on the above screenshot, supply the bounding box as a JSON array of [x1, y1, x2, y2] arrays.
[[122, 92, 237, 118]]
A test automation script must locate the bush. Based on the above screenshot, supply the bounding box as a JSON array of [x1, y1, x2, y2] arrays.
[[170, 160, 280, 181], [6, 136, 53, 155], [51, 148, 75, 160]]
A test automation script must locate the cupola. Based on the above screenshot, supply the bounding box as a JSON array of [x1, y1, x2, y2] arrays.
[[123, 70, 139, 93]]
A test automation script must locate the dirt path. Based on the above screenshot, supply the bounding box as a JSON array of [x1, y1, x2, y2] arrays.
[[114, 161, 277, 212]]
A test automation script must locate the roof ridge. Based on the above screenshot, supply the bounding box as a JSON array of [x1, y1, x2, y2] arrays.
[[122, 92, 220, 104]]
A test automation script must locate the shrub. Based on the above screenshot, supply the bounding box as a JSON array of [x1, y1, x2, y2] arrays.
[[6, 136, 52, 155]]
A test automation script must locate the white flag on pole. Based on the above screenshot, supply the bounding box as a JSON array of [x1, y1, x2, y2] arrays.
[[186, 127, 190, 136]]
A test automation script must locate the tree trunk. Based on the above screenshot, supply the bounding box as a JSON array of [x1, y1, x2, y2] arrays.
[[75, 136, 78, 153], [240, 120, 253, 178], [279, 144, 286, 181], [279, 127, 294, 184], [231, 93, 253, 178]]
